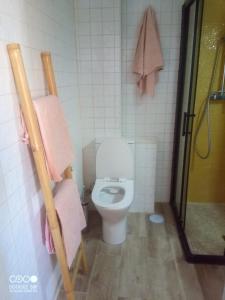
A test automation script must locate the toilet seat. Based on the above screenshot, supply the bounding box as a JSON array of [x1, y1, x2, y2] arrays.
[[92, 179, 134, 210]]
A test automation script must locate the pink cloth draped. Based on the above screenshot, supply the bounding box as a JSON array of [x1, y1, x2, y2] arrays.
[[45, 179, 86, 267], [19, 95, 85, 267], [133, 7, 164, 96], [33, 95, 74, 182]]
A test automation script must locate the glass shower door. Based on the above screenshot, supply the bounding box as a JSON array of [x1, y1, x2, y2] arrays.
[[172, 0, 225, 263], [185, 0, 225, 258], [174, 0, 202, 225]]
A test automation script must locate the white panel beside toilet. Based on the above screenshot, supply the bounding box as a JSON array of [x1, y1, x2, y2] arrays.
[[131, 138, 157, 213]]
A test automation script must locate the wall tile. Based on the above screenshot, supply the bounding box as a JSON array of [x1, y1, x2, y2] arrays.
[[122, 0, 182, 204], [75, 0, 122, 190], [0, 0, 83, 299]]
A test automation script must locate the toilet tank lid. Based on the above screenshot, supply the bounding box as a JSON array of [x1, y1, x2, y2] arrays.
[[95, 137, 134, 145], [96, 138, 134, 179]]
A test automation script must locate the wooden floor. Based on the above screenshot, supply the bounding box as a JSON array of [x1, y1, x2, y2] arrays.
[[58, 204, 225, 300]]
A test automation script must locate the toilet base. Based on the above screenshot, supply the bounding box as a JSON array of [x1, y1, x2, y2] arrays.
[[102, 218, 127, 244]]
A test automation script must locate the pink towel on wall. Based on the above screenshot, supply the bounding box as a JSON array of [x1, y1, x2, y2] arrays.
[[45, 179, 86, 267], [133, 7, 164, 96], [33, 95, 74, 182]]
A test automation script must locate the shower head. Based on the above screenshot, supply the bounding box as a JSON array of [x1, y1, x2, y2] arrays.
[[209, 91, 225, 100]]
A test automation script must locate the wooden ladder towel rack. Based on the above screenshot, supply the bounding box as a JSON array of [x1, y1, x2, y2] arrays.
[[7, 43, 88, 300]]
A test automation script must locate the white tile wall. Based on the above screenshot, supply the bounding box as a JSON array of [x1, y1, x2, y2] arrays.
[[121, 0, 182, 203], [0, 0, 183, 298], [74, 0, 182, 209], [0, 0, 82, 299], [74, 0, 122, 148], [74, 0, 122, 189]]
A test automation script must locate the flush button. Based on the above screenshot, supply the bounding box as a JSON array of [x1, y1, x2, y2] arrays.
[[103, 177, 110, 181], [110, 177, 119, 182], [119, 178, 126, 182]]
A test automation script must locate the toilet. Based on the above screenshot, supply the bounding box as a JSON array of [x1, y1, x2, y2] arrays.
[[92, 138, 134, 244]]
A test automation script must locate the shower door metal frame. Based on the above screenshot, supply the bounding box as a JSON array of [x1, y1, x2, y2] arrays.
[[170, 0, 225, 264]]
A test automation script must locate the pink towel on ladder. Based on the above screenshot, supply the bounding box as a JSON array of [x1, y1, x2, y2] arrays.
[[45, 179, 86, 267], [33, 95, 74, 182], [133, 7, 164, 96]]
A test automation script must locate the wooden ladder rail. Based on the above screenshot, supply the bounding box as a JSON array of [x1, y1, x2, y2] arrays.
[[41, 52, 88, 278], [7, 44, 86, 300]]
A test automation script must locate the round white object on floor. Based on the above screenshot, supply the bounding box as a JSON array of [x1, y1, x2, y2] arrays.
[[149, 214, 164, 224]]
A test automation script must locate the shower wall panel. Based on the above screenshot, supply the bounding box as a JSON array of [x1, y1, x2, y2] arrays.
[[188, 0, 225, 203]]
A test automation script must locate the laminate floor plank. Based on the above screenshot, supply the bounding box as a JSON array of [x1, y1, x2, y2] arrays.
[[57, 205, 224, 300], [75, 238, 98, 292], [86, 253, 121, 300], [195, 264, 225, 300]]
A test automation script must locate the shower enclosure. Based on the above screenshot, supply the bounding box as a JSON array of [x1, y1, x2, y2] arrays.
[[171, 0, 225, 264]]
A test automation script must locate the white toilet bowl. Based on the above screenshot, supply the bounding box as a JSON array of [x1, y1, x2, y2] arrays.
[[92, 178, 134, 244], [91, 138, 134, 244]]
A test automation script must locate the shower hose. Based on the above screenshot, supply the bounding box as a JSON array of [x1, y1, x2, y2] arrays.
[[194, 38, 225, 159]]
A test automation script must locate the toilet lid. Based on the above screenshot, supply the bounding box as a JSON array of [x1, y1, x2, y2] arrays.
[[96, 138, 134, 179]]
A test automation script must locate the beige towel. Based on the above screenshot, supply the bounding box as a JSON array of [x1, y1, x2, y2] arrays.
[[133, 7, 164, 96]]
